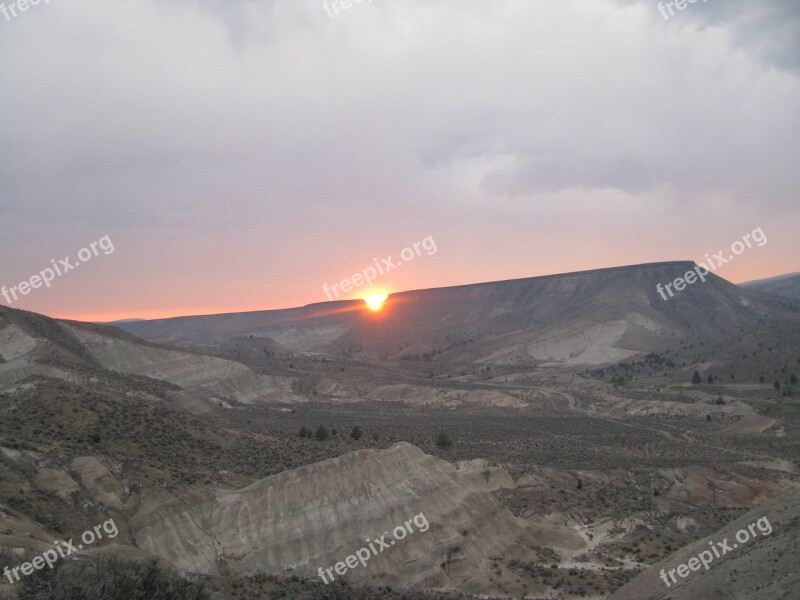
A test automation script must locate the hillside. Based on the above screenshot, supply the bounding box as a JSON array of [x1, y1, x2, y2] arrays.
[[0, 305, 300, 413], [741, 272, 800, 301], [119, 261, 798, 369], [2, 301, 799, 599], [130, 442, 564, 595], [609, 487, 800, 600]]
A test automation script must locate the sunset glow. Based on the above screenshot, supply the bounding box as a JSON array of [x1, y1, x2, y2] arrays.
[[364, 294, 388, 312]]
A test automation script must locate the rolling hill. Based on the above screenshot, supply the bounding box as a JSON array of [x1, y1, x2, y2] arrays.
[[0, 305, 300, 413], [118, 261, 799, 369], [741, 272, 800, 300]]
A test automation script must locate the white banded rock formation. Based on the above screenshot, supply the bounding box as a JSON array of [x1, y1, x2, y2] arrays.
[[65, 324, 301, 405], [130, 443, 562, 594]]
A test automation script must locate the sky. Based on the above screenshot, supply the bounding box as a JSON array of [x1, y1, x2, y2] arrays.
[[1, 0, 799, 322]]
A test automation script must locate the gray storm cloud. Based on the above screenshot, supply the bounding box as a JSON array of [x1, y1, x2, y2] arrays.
[[0, 0, 798, 317]]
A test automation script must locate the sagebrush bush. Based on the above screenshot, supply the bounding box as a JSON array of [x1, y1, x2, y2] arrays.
[[17, 555, 209, 600]]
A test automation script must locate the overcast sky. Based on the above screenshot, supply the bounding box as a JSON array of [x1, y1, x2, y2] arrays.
[[1, 0, 798, 321]]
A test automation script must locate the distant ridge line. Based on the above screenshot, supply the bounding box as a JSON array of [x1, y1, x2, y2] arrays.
[[115, 260, 700, 323]]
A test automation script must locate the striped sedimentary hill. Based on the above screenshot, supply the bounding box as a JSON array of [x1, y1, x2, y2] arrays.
[[130, 442, 582, 595]]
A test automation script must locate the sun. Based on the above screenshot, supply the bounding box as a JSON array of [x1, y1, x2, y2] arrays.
[[363, 293, 388, 312]]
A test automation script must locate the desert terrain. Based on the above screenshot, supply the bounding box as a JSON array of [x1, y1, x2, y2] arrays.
[[1, 263, 798, 599]]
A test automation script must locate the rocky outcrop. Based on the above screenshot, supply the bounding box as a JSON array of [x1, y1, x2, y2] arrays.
[[65, 324, 302, 405], [665, 466, 784, 508], [130, 443, 535, 593], [609, 488, 800, 600], [456, 459, 516, 492], [70, 456, 128, 511], [362, 384, 526, 408]]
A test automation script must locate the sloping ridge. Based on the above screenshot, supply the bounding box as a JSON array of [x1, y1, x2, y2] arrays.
[[119, 300, 362, 350], [609, 487, 800, 600], [0, 306, 101, 367], [742, 272, 800, 300], [129, 442, 535, 592], [118, 261, 787, 366], [0, 306, 300, 407], [64, 323, 299, 405]]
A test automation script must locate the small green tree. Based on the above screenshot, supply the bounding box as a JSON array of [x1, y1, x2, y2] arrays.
[[350, 426, 363, 440], [691, 371, 702, 385], [315, 426, 329, 441], [707, 375, 713, 384], [791, 374, 798, 385], [774, 381, 781, 390], [436, 432, 453, 449], [759, 374, 766, 383], [299, 426, 308, 438]]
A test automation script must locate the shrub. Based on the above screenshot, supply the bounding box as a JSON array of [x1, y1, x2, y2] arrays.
[[691, 371, 702, 385], [315, 426, 329, 441], [350, 426, 363, 440], [435, 433, 453, 449], [17, 555, 209, 600]]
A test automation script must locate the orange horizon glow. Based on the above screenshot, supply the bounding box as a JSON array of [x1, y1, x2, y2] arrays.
[[29, 263, 798, 324], [54, 293, 394, 324]]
